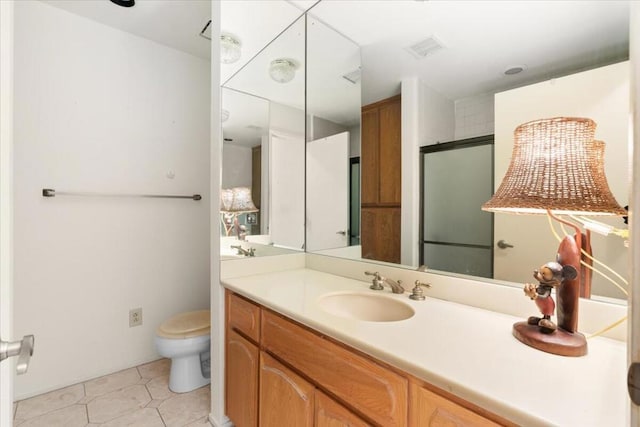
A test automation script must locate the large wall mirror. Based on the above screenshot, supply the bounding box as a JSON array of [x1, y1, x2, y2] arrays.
[[221, 1, 631, 305]]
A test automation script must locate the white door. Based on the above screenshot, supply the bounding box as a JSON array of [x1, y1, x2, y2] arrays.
[[0, 2, 15, 425], [270, 131, 305, 250], [0, 0, 17, 424], [306, 132, 349, 252], [1, 5, 35, 425], [629, 4, 639, 425]]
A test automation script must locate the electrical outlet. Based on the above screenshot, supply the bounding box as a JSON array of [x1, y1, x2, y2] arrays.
[[129, 308, 142, 327]]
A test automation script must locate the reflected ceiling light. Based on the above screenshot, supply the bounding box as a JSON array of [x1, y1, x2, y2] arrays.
[[110, 0, 135, 7], [220, 34, 241, 64], [269, 59, 299, 84], [221, 109, 230, 122]]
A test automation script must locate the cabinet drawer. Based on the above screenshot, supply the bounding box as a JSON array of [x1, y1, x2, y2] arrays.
[[262, 310, 408, 427], [227, 291, 261, 343]]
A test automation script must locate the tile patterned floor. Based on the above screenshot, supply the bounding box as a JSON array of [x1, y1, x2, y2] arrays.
[[13, 359, 211, 427]]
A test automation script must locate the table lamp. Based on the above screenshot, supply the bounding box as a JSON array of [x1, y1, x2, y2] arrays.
[[220, 187, 258, 238], [482, 117, 625, 356]]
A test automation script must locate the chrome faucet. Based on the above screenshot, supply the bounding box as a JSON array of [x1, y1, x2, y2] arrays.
[[364, 271, 405, 294], [231, 245, 255, 257]]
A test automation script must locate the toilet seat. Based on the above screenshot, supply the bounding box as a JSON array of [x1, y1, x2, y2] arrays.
[[157, 310, 210, 339]]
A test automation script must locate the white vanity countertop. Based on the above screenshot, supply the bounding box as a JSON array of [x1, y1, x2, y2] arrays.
[[222, 268, 628, 427]]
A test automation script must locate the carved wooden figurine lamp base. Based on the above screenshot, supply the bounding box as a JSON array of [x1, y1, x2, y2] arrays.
[[482, 117, 625, 357], [512, 321, 587, 357]]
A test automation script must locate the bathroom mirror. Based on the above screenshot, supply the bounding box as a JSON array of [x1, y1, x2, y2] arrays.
[[303, 0, 630, 302], [220, 0, 631, 304], [305, 15, 361, 252], [221, 14, 306, 257]]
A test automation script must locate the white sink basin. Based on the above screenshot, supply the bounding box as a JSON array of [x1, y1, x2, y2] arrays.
[[317, 291, 414, 322]]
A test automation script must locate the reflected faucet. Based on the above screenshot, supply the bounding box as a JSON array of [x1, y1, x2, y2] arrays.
[[231, 245, 255, 257]]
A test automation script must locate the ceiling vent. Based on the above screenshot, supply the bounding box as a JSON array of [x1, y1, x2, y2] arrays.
[[405, 36, 444, 60], [199, 20, 212, 40], [342, 68, 361, 84]]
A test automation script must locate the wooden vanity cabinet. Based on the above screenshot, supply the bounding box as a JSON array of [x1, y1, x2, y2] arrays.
[[361, 95, 401, 263], [224, 290, 511, 427]]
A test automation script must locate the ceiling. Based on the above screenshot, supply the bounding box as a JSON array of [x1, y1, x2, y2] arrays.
[[40, 0, 630, 147]]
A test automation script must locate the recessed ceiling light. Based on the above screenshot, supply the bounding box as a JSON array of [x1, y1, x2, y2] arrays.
[[504, 65, 526, 75], [110, 0, 135, 7]]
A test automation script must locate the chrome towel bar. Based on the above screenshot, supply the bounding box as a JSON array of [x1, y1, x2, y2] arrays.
[[42, 188, 202, 201]]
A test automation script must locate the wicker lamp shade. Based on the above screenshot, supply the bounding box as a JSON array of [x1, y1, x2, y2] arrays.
[[220, 187, 258, 213], [482, 117, 625, 216]]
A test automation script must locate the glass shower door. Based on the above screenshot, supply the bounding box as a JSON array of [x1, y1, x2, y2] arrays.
[[421, 136, 494, 278]]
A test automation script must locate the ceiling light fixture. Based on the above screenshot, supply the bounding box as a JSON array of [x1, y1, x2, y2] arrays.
[[220, 34, 241, 64], [269, 59, 299, 84], [109, 0, 135, 7]]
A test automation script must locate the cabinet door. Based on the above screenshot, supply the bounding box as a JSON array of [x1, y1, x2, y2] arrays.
[[361, 107, 380, 205], [315, 391, 371, 427], [361, 207, 401, 263], [259, 352, 314, 427], [378, 98, 401, 205], [226, 329, 259, 427], [409, 383, 501, 427]]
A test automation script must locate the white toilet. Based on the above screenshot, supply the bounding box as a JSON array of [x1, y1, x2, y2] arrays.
[[154, 310, 211, 393]]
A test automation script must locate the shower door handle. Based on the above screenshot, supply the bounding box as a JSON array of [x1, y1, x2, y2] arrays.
[[0, 335, 35, 375]]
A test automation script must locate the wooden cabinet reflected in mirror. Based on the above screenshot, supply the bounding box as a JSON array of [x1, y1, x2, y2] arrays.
[[361, 95, 402, 263]]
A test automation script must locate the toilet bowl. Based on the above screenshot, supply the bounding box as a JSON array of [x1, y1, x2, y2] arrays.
[[154, 310, 211, 393]]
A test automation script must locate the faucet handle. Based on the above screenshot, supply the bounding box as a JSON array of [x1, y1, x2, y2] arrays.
[[409, 280, 431, 301], [365, 271, 384, 290]]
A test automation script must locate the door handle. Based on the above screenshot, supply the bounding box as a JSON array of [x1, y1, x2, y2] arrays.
[[336, 230, 347, 236], [497, 240, 514, 249], [1, 335, 35, 375]]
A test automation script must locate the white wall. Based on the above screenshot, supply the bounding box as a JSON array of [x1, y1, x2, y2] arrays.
[[221, 144, 252, 189], [401, 78, 455, 266], [454, 93, 495, 140], [13, 1, 211, 399]]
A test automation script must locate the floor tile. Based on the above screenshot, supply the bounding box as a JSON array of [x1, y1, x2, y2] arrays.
[[87, 384, 151, 424], [145, 399, 165, 409], [145, 374, 176, 401], [157, 386, 210, 427], [137, 358, 170, 379], [16, 404, 87, 427], [14, 383, 84, 421], [185, 416, 212, 426], [100, 407, 165, 427], [84, 368, 140, 397]]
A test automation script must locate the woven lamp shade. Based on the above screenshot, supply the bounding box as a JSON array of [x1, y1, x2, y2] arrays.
[[220, 187, 258, 213], [482, 117, 625, 216]]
